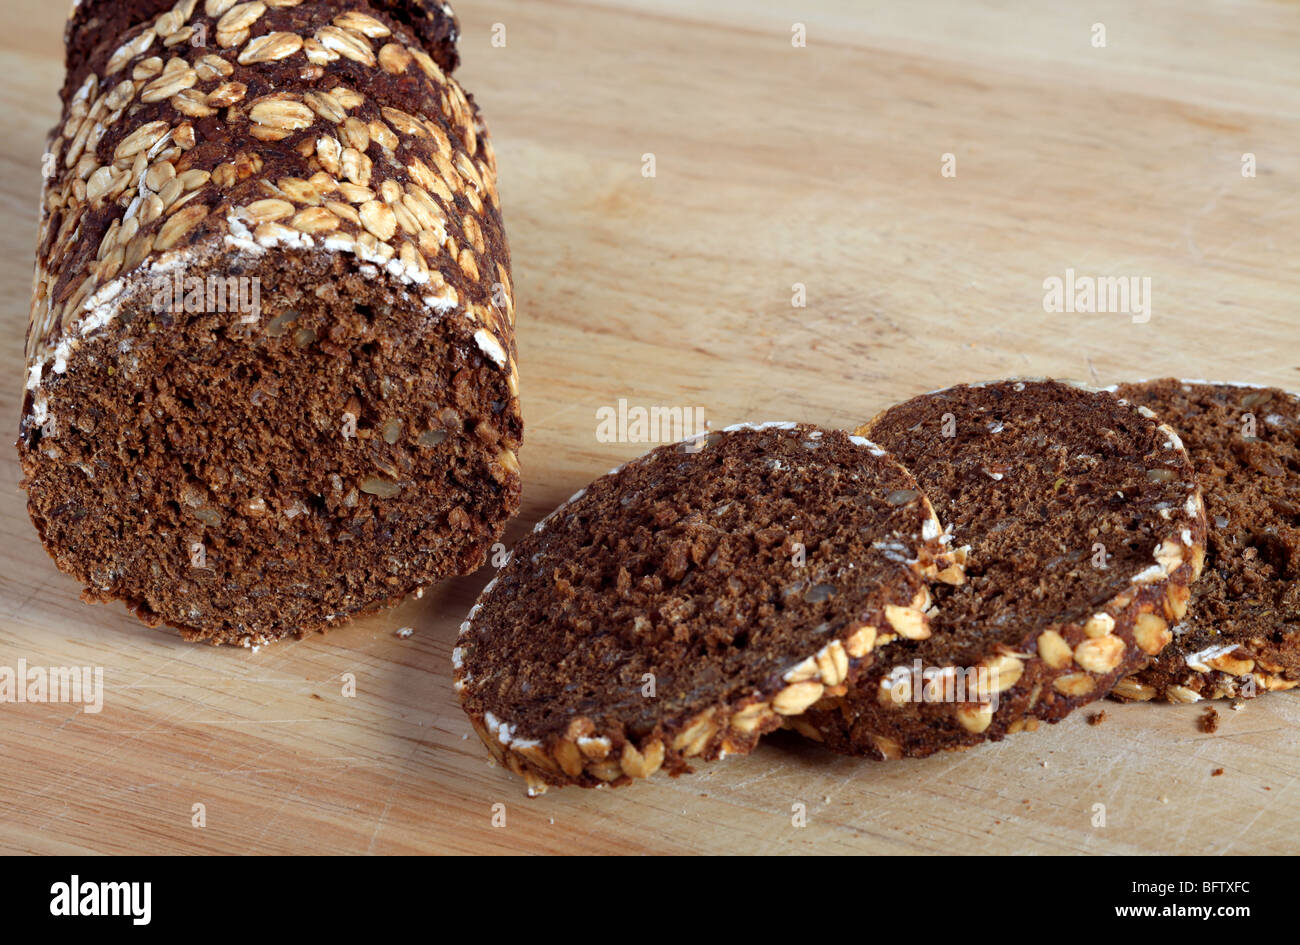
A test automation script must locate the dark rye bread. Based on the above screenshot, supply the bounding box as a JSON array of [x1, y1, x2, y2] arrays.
[[454, 423, 955, 795], [1111, 380, 1300, 702], [21, 0, 519, 645], [798, 380, 1208, 759]]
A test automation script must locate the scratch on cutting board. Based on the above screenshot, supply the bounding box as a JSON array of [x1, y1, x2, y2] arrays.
[[188, 718, 338, 724], [1205, 725, 1289, 740], [520, 402, 580, 432], [7, 577, 58, 619], [1078, 747, 1142, 851], [218, 739, 301, 780], [365, 737, 427, 854], [32, 651, 202, 828], [33, 637, 330, 820], [250, 772, 326, 848], [1182, 184, 1230, 261], [256, 763, 361, 850], [1212, 772, 1296, 855], [818, 765, 872, 810]]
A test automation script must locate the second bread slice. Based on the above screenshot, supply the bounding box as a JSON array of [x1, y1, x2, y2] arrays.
[[798, 379, 1208, 759]]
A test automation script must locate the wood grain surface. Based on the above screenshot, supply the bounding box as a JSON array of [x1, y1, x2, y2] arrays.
[[1, 0, 1297, 855]]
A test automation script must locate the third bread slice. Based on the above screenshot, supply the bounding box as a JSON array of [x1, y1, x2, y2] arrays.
[[1110, 379, 1300, 703]]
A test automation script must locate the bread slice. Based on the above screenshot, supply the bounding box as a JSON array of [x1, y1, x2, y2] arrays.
[[1110, 379, 1300, 703], [796, 380, 1207, 759], [453, 423, 953, 794]]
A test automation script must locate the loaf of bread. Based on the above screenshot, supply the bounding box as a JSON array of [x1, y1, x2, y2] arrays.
[[20, 0, 521, 645]]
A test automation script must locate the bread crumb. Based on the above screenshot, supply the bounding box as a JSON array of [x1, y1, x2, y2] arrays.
[[1211, 767, 1225, 777], [1087, 710, 1107, 726], [1198, 707, 1220, 733], [394, 626, 414, 638]]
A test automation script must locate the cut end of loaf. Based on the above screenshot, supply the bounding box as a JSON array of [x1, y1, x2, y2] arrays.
[[19, 246, 520, 644]]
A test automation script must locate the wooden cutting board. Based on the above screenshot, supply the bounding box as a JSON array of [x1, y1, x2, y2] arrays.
[[1, 0, 1297, 855]]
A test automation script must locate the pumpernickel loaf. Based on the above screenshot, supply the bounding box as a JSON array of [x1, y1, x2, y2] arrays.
[[454, 423, 955, 794], [1111, 380, 1300, 702], [798, 380, 1208, 759], [20, 0, 520, 645]]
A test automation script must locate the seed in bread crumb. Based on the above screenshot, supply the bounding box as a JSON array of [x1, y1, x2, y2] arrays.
[[1198, 707, 1220, 733]]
